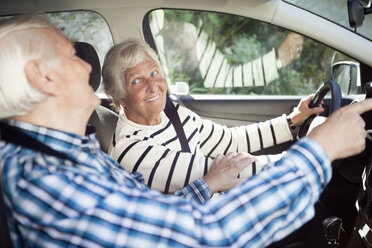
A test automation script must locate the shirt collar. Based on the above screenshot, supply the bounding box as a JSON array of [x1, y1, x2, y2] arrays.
[[6, 120, 101, 154]]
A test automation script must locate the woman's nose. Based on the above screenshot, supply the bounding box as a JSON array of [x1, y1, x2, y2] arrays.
[[146, 79, 158, 92]]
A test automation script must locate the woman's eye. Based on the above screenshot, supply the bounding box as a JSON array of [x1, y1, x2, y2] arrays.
[[131, 79, 140, 85], [151, 70, 158, 77]]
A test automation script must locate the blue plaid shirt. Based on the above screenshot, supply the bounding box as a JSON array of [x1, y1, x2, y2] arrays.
[[0, 120, 331, 248]]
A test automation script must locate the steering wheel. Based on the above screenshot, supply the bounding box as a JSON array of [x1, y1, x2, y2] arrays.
[[298, 80, 342, 138]]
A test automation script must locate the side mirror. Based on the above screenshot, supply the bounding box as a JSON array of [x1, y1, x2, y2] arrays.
[[169, 81, 189, 96], [348, 0, 372, 28], [329, 61, 361, 95]]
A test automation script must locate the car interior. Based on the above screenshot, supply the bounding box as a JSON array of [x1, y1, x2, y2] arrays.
[[74, 41, 120, 153], [1, 0, 372, 247]]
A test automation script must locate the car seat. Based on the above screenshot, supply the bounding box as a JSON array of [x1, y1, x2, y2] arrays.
[[74, 42, 119, 153]]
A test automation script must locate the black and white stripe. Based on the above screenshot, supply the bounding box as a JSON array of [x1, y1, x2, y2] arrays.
[[110, 104, 293, 193]]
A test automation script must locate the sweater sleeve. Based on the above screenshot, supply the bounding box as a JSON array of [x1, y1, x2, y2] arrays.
[[197, 113, 293, 157], [110, 131, 215, 195]]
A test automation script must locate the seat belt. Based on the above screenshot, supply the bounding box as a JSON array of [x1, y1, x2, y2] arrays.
[[141, 31, 190, 153], [0, 122, 69, 160], [164, 95, 191, 153]]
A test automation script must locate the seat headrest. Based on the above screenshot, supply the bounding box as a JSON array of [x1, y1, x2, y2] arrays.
[[74, 42, 101, 92]]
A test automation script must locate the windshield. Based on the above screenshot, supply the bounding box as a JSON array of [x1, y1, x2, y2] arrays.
[[284, 0, 372, 41]]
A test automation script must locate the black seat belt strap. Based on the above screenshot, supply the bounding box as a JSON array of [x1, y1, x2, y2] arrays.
[[0, 122, 69, 160], [164, 96, 191, 153]]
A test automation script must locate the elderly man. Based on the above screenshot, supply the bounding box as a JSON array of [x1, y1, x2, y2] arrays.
[[0, 14, 370, 248]]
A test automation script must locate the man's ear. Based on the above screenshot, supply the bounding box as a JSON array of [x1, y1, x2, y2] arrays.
[[25, 60, 60, 96]]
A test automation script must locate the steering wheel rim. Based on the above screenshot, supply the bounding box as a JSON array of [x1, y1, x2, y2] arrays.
[[298, 80, 342, 138]]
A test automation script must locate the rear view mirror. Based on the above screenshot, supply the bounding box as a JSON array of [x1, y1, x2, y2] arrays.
[[348, 0, 372, 28], [329, 61, 361, 95]]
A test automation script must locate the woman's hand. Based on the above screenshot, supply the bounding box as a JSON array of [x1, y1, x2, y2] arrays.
[[203, 152, 256, 193], [288, 94, 324, 126]]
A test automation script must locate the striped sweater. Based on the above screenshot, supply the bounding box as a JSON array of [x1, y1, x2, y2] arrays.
[[108, 103, 293, 193]]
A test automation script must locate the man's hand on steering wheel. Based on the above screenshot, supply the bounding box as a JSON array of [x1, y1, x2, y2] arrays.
[[288, 94, 325, 126]]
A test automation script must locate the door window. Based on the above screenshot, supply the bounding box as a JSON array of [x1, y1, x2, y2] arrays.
[[149, 9, 360, 96]]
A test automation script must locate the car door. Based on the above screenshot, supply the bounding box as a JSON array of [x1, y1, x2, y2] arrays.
[[143, 8, 363, 155]]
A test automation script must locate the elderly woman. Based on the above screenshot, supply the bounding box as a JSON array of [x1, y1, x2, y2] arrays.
[[102, 39, 323, 196]]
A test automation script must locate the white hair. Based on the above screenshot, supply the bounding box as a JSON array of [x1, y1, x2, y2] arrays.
[[102, 39, 161, 112], [0, 14, 59, 118]]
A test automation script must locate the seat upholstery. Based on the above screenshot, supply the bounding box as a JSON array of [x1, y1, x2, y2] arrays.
[[74, 42, 118, 153], [89, 105, 118, 153], [74, 42, 101, 90]]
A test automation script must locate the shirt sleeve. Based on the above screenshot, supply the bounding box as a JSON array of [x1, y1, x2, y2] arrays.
[[5, 137, 332, 248], [174, 177, 212, 205]]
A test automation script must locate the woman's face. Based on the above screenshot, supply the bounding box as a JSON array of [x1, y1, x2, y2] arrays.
[[121, 58, 167, 125]]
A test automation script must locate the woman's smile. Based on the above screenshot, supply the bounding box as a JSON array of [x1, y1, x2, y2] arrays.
[[144, 94, 160, 102]]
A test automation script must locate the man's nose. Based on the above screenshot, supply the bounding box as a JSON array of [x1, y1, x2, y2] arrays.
[[81, 59, 92, 73]]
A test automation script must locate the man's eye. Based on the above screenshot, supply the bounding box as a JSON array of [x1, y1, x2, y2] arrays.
[[151, 70, 158, 77]]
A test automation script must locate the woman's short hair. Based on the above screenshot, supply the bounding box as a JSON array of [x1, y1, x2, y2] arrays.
[[0, 14, 58, 118], [102, 39, 161, 112]]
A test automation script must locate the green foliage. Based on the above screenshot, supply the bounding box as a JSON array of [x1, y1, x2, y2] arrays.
[[226, 35, 265, 64], [157, 9, 353, 96]]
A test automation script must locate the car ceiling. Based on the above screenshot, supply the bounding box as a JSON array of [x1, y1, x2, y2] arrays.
[[1, 0, 372, 67]]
